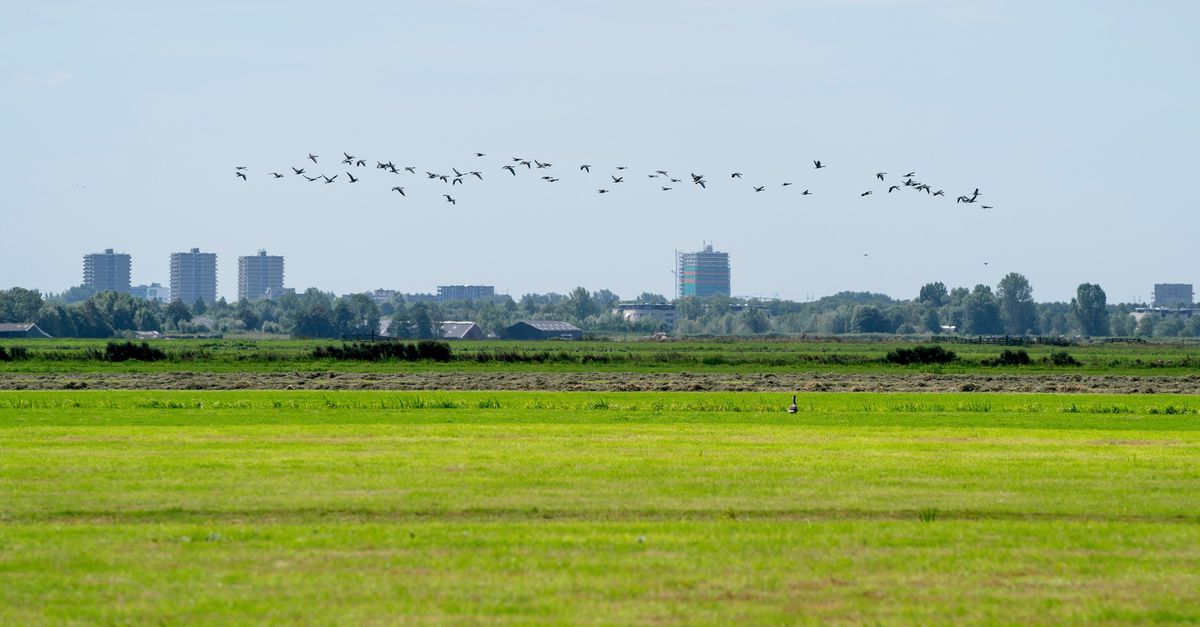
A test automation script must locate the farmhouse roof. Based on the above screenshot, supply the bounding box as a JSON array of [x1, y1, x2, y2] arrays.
[[0, 322, 52, 338], [514, 320, 581, 332], [440, 321, 480, 339]]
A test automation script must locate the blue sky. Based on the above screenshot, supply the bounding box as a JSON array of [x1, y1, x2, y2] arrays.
[[2, 1, 1197, 303]]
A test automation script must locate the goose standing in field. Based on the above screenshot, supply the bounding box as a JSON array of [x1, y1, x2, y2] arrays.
[[788, 395, 798, 414]]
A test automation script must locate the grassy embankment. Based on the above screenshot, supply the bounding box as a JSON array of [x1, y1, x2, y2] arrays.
[[2, 390, 1198, 623], [2, 337, 1200, 375]]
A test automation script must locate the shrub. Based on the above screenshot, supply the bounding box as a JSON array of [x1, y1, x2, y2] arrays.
[[1049, 351, 1081, 366], [0, 346, 29, 361], [90, 341, 167, 362], [984, 349, 1031, 366], [885, 345, 956, 365], [312, 341, 452, 362]]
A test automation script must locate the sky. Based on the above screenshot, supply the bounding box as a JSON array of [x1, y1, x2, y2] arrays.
[[2, 1, 1197, 304]]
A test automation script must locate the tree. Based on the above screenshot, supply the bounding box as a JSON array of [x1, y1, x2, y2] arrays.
[[191, 297, 207, 315], [0, 288, 45, 322], [961, 285, 1004, 335], [738, 307, 770, 334], [292, 305, 336, 338], [636, 292, 668, 304], [410, 303, 435, 339], [996, 273, 1037, 335], [922, 308, 941, 333], [918, 282, 948, 307], [591, 289, 620, 310], [165, 300, 193, 328], [1071, 283, 1109, 336], [567, 287, 596, 321], [850, 305, 891, 333]]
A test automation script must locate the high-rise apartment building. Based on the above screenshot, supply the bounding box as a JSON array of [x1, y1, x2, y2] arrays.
[[676, 244, 730, 298], [437, 285, 495, 302], [237, 250, 284, 301], [170, 248, 218, 304], [82, 248, 132, 293], [1153, 283, 1194, 307]]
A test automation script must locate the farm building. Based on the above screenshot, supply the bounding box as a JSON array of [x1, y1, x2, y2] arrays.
[[504, 320, 583, 340], [0, 323, 52, 339], [440, 321, 484, 340]]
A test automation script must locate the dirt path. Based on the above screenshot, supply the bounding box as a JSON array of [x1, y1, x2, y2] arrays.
[[2, 371, 1197, 394]]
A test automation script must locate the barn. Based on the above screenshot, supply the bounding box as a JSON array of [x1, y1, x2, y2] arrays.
[[503, 320, 583, 341], [0, 323, 52, 339], [440, 321, 484, 340]]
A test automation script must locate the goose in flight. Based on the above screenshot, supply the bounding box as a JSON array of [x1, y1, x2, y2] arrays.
[[813, 160, 825, 169], [503, 165, 517, 175], [781, 182, 793, 186], [308, 153, 319, 163], [933, 190, 945, 196], [611, 175, 623, 183], [520, 160, 532, 169], [453, 168, 465, 177], [802, 189, 811, 195], [391, 186, 405, 196], [888, 185, 900, 193], [235, 171, 247, 180], [616, 166, 628, 170], [661, 187, 672, 191], [269, 172, 284, 178], [597, 189, 609, 194], [876, 172, 886, 181], [292, 167, 305, 175], [535, 160, 552, 168], [469, 171, 483, 180], [904, 171, 916, 178], [235, 166, 247, 171], [444, 194, 456, 205], [346, 172, 359, 183], [404, 166, 416, 174], [323, 174, 338, 183], [304, 175, 319, 182], [452, 177, 463, 185], [753, 186, 765, 192], [475, 152, 486, 157], [355, 159, 366, 167], [580, 164, 591, 172], [731, 172, 743, 179], [861, 190, 873, 196]]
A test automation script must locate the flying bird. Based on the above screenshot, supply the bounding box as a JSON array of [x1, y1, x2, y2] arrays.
[[235, 166, 247, 171], [781, 182, 793, 187], [731, 172, 743, 179], [580, 164, 591, 172], [754, 186, 765, 192], [444, 194, 456, 205], [503, 165, 517, 175], [304, 175, 319, 182], [597, 189, 609, 194], [802, 189, 811, 195], [355, 159, 366, 167], [933, 190, 945, 196], [469, 171, 483, 180], [404, 166, 415, 174], [391, 186, 405, 196], [475, 152, 486, 157], [235, 171, 247, 180], [904, 171, 916, 178], [814, 160, 825, 169], [292, 167, 305, 175], [452, 177, 463, 185], [888, 185, 900, 193], [308, 153, 319, 163], [612, 176, 623, 183], [861, 191, 873, 196], [323, 174, 338, 183], [661, 187, 672, 191], [270, 172, 284, 178], [346, 172, 359, 183], [876, 172, 886, 181]]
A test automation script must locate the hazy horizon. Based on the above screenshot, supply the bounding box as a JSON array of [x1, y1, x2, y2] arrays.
[[4, 1, 1197, 305]]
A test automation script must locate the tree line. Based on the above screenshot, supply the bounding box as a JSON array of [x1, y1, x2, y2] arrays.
[[0, 274, 1193, 338]]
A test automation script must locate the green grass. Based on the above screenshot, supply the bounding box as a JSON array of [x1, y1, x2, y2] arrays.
[[3, 337, 1200, 375], [2, 391, 1199, 623]]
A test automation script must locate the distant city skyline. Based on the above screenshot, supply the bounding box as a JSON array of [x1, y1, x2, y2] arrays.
[[4, 2, 1198, 304]]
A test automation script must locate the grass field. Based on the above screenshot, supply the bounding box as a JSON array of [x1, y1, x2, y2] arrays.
[[2, 337, 1200, 374], [2, 390, 1199, 623]]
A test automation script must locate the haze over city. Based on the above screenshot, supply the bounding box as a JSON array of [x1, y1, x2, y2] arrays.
[[3, 1, 1197, 303]]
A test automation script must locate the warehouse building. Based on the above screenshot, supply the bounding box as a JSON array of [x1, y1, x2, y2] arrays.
[[503, 320, 583, 340]]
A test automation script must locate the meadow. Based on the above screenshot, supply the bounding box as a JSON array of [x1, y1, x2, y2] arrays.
[[2, 336, 1200, 375], [2, 390, 1199, 623]]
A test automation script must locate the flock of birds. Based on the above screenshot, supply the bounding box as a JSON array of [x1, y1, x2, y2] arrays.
[[231, 150, 994, 211]]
